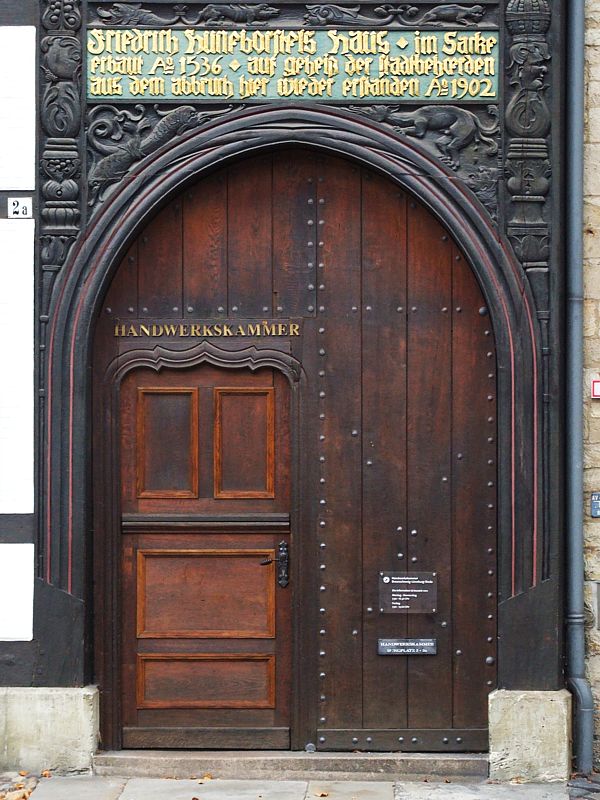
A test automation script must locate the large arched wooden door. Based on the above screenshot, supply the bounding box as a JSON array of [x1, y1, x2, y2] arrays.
[[94, 148, 497, 752]]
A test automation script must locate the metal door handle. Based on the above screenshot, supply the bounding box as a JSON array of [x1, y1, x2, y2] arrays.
[[260, 541, 289, 588]]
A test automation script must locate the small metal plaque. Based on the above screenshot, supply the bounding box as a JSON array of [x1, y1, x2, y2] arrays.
[[378, 638, 437, 655], [379, 571, 437, 614], [592, 492, 600, 519]]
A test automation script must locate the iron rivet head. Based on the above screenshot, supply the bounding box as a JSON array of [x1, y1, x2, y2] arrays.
[[457, 453, 463, 460], [411, 306, 417, 312], [487, 614, 493, 619], [432, 607, 436, 612], [488, 459, 494, 466], [487, 636, 494, 642], [397, 306, 403, 312], [319, 737, 326, 743], [456, 306, 462, 311], [456, 737, 463, 743], [319, 305, 325, 312], [319, 608, 326, 614], [397, 526, 403, 531], [319, 650, 326, 656], [232, 305, 238, 312], [487, 680, 493, 686], [172, 306, 179, 312], [366, 305, 372, 311], [488, 373, 494, 378], [308, 219, 314, 226], [319, 413, 325, 420], [319, 370, 325, 377], [262, 306, 268, 312], [319, 717, 326, 723], [455, 255, 461, 261], [319, 348, 326, 355], [320, 695, 326, 701], [105, 307, 112, 314], [397, 553, 404, 559], [319, 220, 325, 226], [487, 525, 493, 531], [320, 564, 326, 570], [487, 437, 494, 443], [487, 395, 494, 401], [308, 241, 314, 246], [487, 548, 493, 554], [319, 198, 325, 204], [319, 629, 326, 635], [351, 429, 359, 436], [488, 569, 494, 575], [319, 262, 325, 268], [319, 672, 326, 678], [319, 456, 325, 463], [128, 306, 134, 313], [410, 529, 418, 536], [366, 459, 373, 466], [352, 737, 359, 744], [367, 607, 373, 613], [487, 589, 493, 596], [319, 241, 324, 247], [443, 737, 449, 744], [320, 477, 326, 484], [456, 649, 462, 656], [411, 556, 418, 563], [352, 629, 358, 635], [319, 391, 326, 398], [319, 521, 326, 527], [217, 306, 224, 313], [320, 585, 326, 591], [319, 327, 325, 333], [308, 262, 314, 268], [308, 198, 314, 204], [432, 572, 437, 577], [441, 235, 448, 241], [352, 306, 358, 312], [128, 255, 135, 264], [479, 306, 489, 316], [487, 352, 493, 358], [319, 435, 325, 441], [320, 542, 326, 548], [398, 737, 404, 743], [142, 307, 148, 313], [487, 480, 494, 487], [441, 621, 448, 628], [488, 417, 494, 423], [412, 737, 418, 743], [442, 307, 448, 313], [379, 607, 384, 612], [277, 305, 283, 312], [485, 329, 491, 336], [187, 306, 194, 313], [308, 284, 315, 290], [366, 737, 373, 743], [308, 305, 315, 312], [442, 476, 448, 482]]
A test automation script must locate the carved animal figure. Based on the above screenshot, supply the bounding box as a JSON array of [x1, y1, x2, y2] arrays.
[[357, 105, 499, 170], [97, 3, 171, 24], [415, 4, 486, 25], [198, 4, 280, 25]]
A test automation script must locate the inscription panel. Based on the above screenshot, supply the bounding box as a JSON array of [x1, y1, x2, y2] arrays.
[[87, 28, 499, 102]]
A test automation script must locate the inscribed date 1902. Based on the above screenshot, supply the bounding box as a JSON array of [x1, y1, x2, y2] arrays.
[[379, 571, 438, 614], [87, 28, 499, 103]]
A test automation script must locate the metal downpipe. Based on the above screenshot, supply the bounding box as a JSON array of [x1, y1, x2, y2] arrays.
[[566, 0, 595, 777]]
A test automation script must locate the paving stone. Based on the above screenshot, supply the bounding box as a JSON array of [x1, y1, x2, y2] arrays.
[[308, 780, 394, 799], [394, 781, 569, 799], [118, 778, 308, 800], [30, 776, 126, 800]]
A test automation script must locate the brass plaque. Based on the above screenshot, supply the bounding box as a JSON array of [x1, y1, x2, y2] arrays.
[[378, 571, 437, 614]]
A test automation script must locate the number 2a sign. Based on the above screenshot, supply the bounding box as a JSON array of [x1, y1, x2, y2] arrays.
[[7, 198, 33, 218]]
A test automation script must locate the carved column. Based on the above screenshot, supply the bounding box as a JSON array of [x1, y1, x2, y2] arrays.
[[40, 0, 83, 321]]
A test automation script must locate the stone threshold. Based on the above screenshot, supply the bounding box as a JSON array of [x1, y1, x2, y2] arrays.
[[93, 751, 488, 781]]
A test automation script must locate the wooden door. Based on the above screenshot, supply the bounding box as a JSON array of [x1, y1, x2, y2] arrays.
[[94, 148, 497, 752], [119, 365, 292, 748]]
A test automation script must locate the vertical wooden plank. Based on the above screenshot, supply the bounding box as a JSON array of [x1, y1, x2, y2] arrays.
[[105, 241, 138, 318], [138, 199, 183, 317], [451, 247, 497, 727], [183, 174, 228, 318], [227, 155, 273, 317], [406, 200, 453, 729], [272, 150, 317, 318], [317, 155, 363, 731], [361, 171, 409, 729]]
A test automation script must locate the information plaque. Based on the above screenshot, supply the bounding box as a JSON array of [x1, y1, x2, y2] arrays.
[[379, 571, 437, 614], [378, 638, 437, 655], [87, 28, 499, 103]]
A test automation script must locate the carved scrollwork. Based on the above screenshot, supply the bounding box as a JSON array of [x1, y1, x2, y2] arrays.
[[504, 0, 552, 278], [87, 104, 239, 206], [304, 3, 488, 27], [91, 2, 281, 25], [42, 0, 82, 30]]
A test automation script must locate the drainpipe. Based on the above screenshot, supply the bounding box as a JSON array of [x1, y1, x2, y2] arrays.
[[566, 0, 595, 777]]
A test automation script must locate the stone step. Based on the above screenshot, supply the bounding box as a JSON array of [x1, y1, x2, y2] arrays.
[[93, 751, 488, 782]]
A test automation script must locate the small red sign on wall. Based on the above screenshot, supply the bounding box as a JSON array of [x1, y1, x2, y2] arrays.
[[592, 379, 600, 400]]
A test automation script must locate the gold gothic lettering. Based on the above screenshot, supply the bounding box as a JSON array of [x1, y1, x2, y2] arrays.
[[114, 321, 302, 338]]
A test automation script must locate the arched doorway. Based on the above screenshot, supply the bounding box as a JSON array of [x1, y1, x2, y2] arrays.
[[93, 148, 498, 751]]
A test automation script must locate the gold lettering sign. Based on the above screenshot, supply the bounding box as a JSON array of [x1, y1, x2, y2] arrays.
[[113, 320, 301, 338], [87, 28, 499, 102]]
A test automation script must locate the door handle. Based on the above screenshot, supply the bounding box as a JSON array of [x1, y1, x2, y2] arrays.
[[260, 541, 289, 588]]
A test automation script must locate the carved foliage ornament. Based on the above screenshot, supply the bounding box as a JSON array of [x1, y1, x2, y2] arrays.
[[91, 3, 281, 25]]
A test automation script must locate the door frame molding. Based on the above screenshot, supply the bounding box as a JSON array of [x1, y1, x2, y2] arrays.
[[42, 105, 561, 745]]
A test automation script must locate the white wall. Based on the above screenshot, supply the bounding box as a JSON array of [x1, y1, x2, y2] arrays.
[[0, 27, 36, 190], [0, 25, 37, 642]]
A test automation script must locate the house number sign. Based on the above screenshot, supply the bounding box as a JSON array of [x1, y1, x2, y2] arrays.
[[87, 28, 499, 102], [379, 571, 438, 613]]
